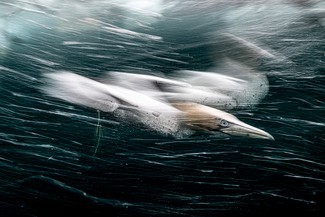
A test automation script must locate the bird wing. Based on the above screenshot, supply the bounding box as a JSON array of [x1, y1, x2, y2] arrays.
[[42, 71, 183, 135], [43, 71, 179, 113]]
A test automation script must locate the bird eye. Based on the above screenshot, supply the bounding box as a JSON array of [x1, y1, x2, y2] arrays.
[[220, 120, 229, 127]]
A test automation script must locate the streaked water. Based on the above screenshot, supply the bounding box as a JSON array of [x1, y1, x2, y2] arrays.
[[0, 0, 324, 216]]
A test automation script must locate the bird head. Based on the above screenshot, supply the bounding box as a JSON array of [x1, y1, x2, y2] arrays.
[[173, 103, 274, 140]]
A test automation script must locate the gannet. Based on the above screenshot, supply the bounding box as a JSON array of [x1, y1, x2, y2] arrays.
[[43, 71, 274, 140]]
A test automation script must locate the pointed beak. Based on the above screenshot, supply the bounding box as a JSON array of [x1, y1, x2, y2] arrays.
[[220, 121, 274, 140]]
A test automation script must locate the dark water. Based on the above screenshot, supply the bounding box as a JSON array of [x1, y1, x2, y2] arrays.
[[0, 1, 324, 216]]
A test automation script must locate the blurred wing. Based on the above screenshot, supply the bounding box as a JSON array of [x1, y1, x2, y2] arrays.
[[43, 71, 180, 113], [104, 71, 190, 99], [42, 71, 182, 135], [104, 71, 239, 110], [175, 59, 269, 108]]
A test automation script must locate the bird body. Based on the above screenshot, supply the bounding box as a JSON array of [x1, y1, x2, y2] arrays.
[[43, 71, 274, 140]]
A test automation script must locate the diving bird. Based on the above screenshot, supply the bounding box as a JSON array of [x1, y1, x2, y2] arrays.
[[43, 71, 274, 140]]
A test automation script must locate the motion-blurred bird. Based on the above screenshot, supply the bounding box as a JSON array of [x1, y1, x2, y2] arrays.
[[43, 71, 274, 140]]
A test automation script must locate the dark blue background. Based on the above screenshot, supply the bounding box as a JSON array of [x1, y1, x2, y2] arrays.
[[0, 1, 324, 216]]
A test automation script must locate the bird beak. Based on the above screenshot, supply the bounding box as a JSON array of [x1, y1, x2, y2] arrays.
[[220, 121, 274, 140]]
